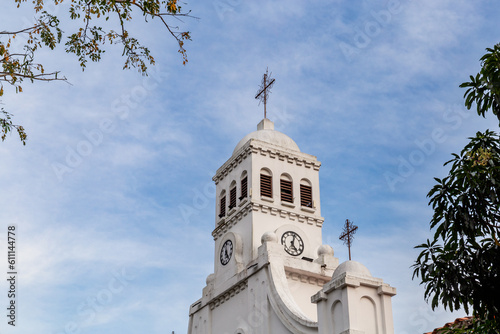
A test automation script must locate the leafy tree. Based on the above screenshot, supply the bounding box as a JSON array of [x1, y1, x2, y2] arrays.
[[413, 43, 500, 333], [1, 0, 192, 144], [1, 109, 27, 144], [461, 44, 500, 125]]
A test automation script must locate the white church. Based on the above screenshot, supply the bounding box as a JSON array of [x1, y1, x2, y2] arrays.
[[186, 117, 397, 334]]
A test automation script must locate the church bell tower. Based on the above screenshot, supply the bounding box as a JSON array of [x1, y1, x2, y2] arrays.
[[210, 118, 327, 291], [187, 81, 396, 334]]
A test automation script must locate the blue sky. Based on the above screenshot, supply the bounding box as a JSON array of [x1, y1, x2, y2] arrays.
[[1, 0, 499, 333]]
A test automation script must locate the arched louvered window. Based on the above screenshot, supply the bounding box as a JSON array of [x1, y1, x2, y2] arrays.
[[300, 179, 313, 208], [240, 171, 248, 200], [260, 169, 273, 198], [280, 174, 293, 203], [229, 181, 237, 209], [219, 190, 226, 218]]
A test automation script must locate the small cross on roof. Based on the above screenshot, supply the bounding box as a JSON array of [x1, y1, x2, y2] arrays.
[[255, 68, 276, 119], [339, 219, 358, 261]]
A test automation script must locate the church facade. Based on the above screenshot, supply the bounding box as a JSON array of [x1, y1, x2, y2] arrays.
[[187, 118, 396, 334]]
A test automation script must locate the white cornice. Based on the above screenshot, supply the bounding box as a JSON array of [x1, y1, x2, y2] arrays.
[[213, 139, 321, 184], [285, 269, 329, 288], [212, 201, 324, 240], [212, 202, 253, 240], [213, 144, 252, 184], [321, 272, 396, 295], [252, 202, 324, 227], [208, 280, 248, 310]]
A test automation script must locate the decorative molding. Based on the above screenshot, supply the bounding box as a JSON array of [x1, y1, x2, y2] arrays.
[[378, 285, 397, 296], [209, 280, 248, 310], [285, 270, 327, 287], [238, 197, 248, 207], [250, 141, 321, 171], [281, 201, 295, 208], [300, 206, 315, 214], [212, 202, 253, 240], [252, 202, 324, 227], [322, 273, 390, 294], [213, 140, 321, 184], [189, 299, 203, 315], [213, 201, 323, 240], [261, 195, 274, 203], [213, 145, 252, 184]]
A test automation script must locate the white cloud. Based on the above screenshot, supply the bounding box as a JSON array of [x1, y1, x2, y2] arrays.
[[1, 0, 500, 333]]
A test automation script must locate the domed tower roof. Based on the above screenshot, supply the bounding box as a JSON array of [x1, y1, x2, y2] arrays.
[[332, 260, 372, 278], [233, 119, 300, 155]]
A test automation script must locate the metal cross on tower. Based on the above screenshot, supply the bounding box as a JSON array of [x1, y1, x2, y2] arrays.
[[339, 219, 358, 261], [255, 68, 276, 119]]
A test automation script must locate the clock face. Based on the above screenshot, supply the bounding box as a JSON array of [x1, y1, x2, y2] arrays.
[[281, 231, 304, 256], [220, 240, 233, 265]]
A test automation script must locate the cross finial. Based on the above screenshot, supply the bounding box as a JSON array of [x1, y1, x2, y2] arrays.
[[339, 219, 358, 261], [255, 68, 276, 119]]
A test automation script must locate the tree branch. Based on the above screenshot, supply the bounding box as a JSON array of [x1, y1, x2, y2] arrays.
[[0, 71, 66, 81], [0, 25, 43, 35]]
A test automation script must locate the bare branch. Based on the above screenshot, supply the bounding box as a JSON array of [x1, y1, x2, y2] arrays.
[[0, 71, 67, 82], [0, 25, 43, 35]]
